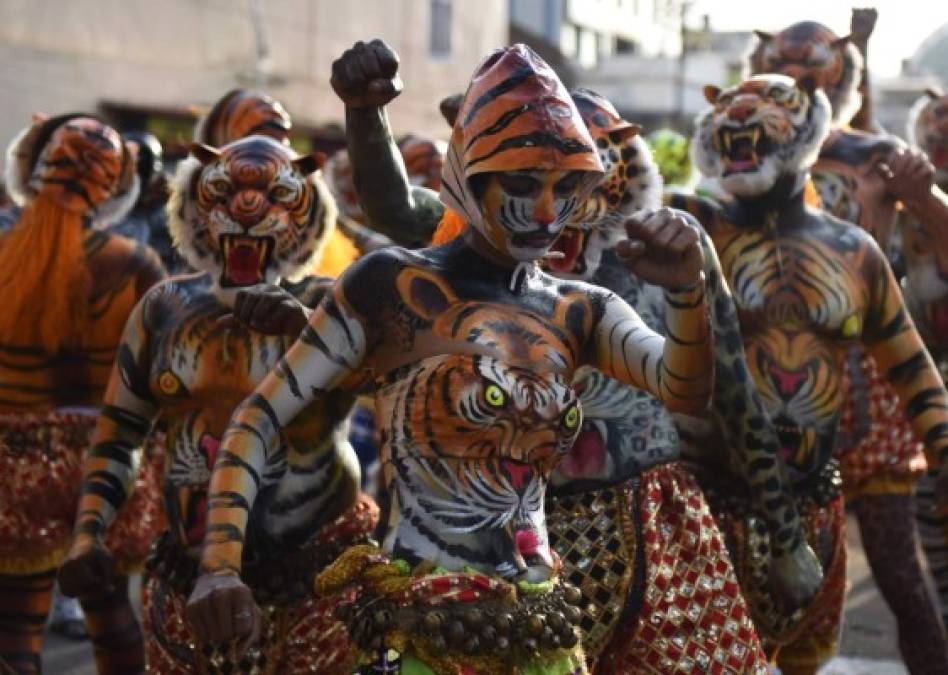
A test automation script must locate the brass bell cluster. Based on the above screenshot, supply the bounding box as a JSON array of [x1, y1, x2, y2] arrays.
[[336, 582, 586, 662]]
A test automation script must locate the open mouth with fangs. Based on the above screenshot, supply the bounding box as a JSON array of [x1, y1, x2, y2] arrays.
[[718, 125, 771, 175], [545, 226, 588, 275], [219, 234, 274, 287]]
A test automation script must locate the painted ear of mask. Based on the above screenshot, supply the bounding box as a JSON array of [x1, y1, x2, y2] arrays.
[[193, 88, 293, 147], [439, 43, 603, 262], [908, 88, 948, 185], [692, 74, 831, 198], [544, 88, 662, 280], [4, 114, 140, 228], [398, 134, 448, 191], [745, 21, 863, 127], [168, 136, 336, 297]]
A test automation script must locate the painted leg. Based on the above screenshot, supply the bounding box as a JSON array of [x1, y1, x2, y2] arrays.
[[854, 493, 948, 675], [0, 571, 55, 674], [79, 574, 144, 675], [916, 470, 948, 627]]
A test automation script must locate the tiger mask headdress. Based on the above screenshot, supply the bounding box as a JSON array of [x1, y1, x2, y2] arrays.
[[908, 88, 948, 186], [4, 114, 139, 227], [693, 74, 831, 198], [194, 88, 292, 147], [169, 136, 336, 297], [439, 43, 603, 263], [545, 88, 662, 280], [745, 21, 863, 127]]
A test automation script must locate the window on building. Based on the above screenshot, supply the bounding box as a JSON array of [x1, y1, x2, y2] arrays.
[[430, 0, 452, 57], [616, 37, 637, 54]]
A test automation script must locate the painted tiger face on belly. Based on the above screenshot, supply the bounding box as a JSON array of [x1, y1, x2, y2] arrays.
[[694, 75, 830, 197], [377, 353, 581, 581], [169, 136, 336, 291]]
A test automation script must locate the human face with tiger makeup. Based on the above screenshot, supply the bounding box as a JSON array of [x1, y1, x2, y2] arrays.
[[187, 43, 711, 657]]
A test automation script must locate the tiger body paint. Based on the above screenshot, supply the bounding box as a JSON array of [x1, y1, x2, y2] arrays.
[[904, 89, 948, 636], [189, 43, 712, 673], [0, 115, 163, 674], [684, 73, 948, 672], [748, 24, 948, 672], [332, 50, 769, 671], [62, 136, 375, 673]]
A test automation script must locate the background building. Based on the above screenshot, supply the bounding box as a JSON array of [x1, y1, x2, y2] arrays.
[[0, 0, 507, 165]]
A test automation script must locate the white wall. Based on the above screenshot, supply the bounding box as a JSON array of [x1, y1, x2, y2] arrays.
[[0, 0, 508, 170]]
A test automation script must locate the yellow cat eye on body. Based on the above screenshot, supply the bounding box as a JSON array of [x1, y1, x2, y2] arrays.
[[563, 405, 580, 430], [484, 384, 506, 408]]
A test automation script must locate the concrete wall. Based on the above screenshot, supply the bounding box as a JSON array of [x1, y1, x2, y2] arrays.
[[0, 0, 508, 170]]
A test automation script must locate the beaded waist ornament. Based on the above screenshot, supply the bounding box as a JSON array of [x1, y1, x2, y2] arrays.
[[316, 544, 589, 675]]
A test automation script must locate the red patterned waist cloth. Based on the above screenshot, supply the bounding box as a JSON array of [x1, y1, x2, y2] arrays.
[[0, 409, 165, 574]]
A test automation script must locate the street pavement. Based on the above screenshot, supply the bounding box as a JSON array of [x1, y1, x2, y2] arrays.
[[41, 513, 917, 673]]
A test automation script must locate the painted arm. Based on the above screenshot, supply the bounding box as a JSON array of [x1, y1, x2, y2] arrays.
[[592, 210, 713, 415], [197, 281, 369, 579], [346, 106, 444, 248], [334, 39, 445, 248], [58, 295, 158, 596], [863, 243, 948, 471], [849, 7, 879, 132], [881, 146, 948, 236], [700, 235, 822, 604]]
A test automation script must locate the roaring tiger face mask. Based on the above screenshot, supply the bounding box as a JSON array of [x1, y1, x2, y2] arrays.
[[169, 136, 335, 292], [909, 88, 948, 186], [746, 21, 863, 127], [4, 114, 139, 225], [439, 44, 603, 263], [693, 74, 831, 197]]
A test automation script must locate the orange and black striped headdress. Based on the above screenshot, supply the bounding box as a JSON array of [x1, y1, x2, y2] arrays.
[[194, 89, 292, 147], [439, 44, 603, 226], [4, 114, 138, 222]]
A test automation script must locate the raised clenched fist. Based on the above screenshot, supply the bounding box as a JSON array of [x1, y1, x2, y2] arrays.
[[850, 7, 879, 47], [617, 207, 705, 290], [331, 39, 404, 109]]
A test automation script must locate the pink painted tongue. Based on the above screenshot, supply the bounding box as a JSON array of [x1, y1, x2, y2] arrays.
[[515, 529, 541, 556], [558, 428, 605, 479], [547, 229, 582, 273]]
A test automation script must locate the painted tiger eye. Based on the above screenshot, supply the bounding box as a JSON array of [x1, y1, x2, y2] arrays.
[[841, 314, 861, 339], [484, 384, 506, 407], [563, 405, 580, 429]]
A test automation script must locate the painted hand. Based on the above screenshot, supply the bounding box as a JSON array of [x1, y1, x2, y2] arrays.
[[850, 7, 878, 46], [331, 39, 404, 108], [879, 147, 936, 205], [58, 536, 116, 598], [217, 284, 314, 337], [616, 208, 704, 290], [186, 572, 261, 647]]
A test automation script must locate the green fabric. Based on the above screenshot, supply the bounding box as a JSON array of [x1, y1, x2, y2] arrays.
[[398, 651, 585, 674]]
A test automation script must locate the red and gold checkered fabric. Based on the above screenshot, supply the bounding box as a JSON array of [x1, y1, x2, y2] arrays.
[[141, 495, 377, 674], [0, 411, 165, 574], [837, 352, 927, 499], [599, 464, 768, 674]]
